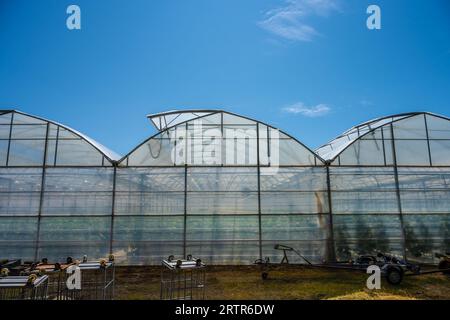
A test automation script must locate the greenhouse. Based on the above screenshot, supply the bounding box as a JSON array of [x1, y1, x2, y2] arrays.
[[0, 110, 449, 265]]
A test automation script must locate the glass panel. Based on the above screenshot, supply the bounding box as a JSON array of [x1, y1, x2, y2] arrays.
[[116, 167, 185, 192], [44, 168, 114, 192], [278, 139, 317, 165], [333, 215, 403, 259], [330, 167, 396, 191], [188, 123, 222, 138], [43, 168, 114, 216], [47, 124, 59, 139], [55, 139, 103, 166], [260, 167, 327, 191], [0, 217, 38, 241], [37, 217, 110, 261], [383, 138, 394, 165], [115, 192, 184, 215], [395, 140, 430, 165], [186, 216, 259, 241], [0, 140, 7, 166], [112, 241, 183, 265], [187, 191, 258, 215], [426, 114, 450, 139], [360, 129, 383, 140], [400, 191, 450, 213], [261, 215, 329, 241], [0, 112, 12, 124], [261, 191, 328, 214], [113, 216, 184, 264], [0, 125, 10, 139], [8, 140, 45, 166], [0, 168, 42, 192], [223, 138, 257, 166], [404, 214, 449, 263], [114, 216, 184, 241], [11, 124, 47, 139], [393, 114, 427, 139], [127, 137, 176, 166], [0, 192, 41, 216], [45, 139, 57, 165], [0, 242, 36, 261], [339, 139, 385, 165], [0, 217, 37, 262], [57, 127, 79, 139], [189, 135, 222, 165], [222, 113, 255, 125], [42, 192, 112, 216], [187, 167, 257, 192], [429, 140, 450, 165], [398, 167, 450, 189], [39, 217, 111, 241], [13, 113, 46, 124], [332, 191, 399, 214]]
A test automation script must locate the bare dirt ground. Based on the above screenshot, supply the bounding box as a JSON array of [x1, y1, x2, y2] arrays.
[[114, 265, 450, 300]]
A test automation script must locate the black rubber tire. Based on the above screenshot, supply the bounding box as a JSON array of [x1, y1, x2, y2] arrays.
[[438, 260, 450, 275], [261, 272, 268, 280], [386, 267, 403, 285]]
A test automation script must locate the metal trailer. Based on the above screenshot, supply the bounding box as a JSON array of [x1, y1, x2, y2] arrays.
[[255, 244, 450, 285], [57, 258, 115, 300], [160, 255, 206, 300], [0, 274, 49, 300]]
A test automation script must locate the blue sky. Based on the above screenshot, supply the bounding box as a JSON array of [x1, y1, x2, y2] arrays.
[[0, 0, 449, 156]]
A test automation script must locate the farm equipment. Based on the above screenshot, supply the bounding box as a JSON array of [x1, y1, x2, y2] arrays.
[[0, 255, 115, 300], [255, 244, 450, 285], [0, 274, 49, 300], [160, 254, 206, 300]]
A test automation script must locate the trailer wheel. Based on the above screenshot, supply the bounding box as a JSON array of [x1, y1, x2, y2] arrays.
[[386, 267, 403, 285], [438, 260, 450, 275], [261, 272, 268, 280]]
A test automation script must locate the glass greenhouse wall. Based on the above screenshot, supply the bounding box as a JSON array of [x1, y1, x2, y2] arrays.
[[0, 110, 448, 265]]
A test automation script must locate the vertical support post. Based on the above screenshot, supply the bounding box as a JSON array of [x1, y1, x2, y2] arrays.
[[326, 165, 336, 262], [256, 123, 263, 260], [109, 166, 117, 255], [35, 122, 50, 261], [183, 164, 188, 258], [390, 124, 408, 261], [183, 121, 189, 258]]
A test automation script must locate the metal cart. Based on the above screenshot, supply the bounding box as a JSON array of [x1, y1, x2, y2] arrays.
[[56, 258, 115, 300], [32, 257, 76, 300], [0, 274, 49, 300], [160, 255, 206, 300]]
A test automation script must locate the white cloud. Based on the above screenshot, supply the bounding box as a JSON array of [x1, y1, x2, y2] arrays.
[[259, 0, 340, 42], [282, 102, 331, 117]]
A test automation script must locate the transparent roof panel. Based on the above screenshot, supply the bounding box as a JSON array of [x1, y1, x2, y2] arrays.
[[0, 110, 121, 164], [316, 113, 415, 161], [148, 110, 218, 131], [123, 111, 322, 166]]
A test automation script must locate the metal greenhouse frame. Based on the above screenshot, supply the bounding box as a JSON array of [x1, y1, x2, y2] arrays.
[[0, 109, 448, 266]]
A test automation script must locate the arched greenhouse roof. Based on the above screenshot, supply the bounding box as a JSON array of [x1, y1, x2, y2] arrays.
[[0, 110, 121, 165], [120, 110, 325, 166], [316, 112, 450, 166]]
